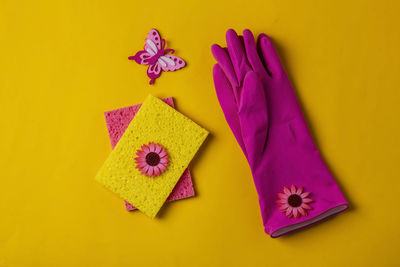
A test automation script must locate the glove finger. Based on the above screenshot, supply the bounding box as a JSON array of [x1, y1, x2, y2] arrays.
[[213, 64, 247, 156], [238, 71, 269, 165], [211, 44, 239, 88], [226, 29, 252, 86], [243, 29, 268, 77], [257, 34, 285, 79]]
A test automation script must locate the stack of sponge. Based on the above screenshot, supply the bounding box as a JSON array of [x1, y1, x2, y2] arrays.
[[95, 95, 208, 218]]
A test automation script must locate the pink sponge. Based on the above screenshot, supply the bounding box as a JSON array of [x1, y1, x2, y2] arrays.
[[104, 97, 195, 211]]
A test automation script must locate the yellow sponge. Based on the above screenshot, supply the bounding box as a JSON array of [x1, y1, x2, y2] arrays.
[[95, 95, 208, 218]]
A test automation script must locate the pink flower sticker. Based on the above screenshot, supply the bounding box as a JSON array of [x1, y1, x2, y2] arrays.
[[277, 185, 313, 219], [135, 142, 169, 177]]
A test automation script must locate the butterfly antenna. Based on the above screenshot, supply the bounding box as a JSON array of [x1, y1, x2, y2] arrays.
[[161, 39, 175, 54], [164, 49, 175, 54]]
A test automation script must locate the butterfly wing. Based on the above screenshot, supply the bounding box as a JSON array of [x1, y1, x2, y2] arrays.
[[144, 29, 162, 55], [128, 29, 162, 65], [129, 29, 184, 84], [128, 50, 152, 65], [158, 55, 186, 72], [146, 62, 162, 85]]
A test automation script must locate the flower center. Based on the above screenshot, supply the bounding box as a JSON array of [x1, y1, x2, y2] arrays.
[[146, 152, 160, 166], [288, 194, 302, 207], [145, 152, 160, 166]]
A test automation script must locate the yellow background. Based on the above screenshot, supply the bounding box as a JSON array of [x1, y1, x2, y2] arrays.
[[0, 0, 399, 266]]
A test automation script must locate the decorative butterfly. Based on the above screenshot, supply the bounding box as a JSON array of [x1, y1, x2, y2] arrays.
[[128, 29, 186, 85]]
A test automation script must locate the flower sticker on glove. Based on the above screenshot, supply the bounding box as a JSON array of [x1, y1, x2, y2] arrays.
[[277, 185, 313, 219], [135, 142, 169, 177]]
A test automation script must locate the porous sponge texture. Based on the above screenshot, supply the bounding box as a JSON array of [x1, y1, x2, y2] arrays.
[[124, 169, 194, 211], [105, 97, 174, 149], [96, 95, 208, 218], [104, 97, 195, 211]]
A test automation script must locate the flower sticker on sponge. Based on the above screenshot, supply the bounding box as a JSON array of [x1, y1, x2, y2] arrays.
[[277, 185, 313, 219], [128, 29, 186, 85], [135, 142, 170, 177]]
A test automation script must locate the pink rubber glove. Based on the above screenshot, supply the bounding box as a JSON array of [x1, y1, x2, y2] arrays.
[[212, 29, 348, 237]]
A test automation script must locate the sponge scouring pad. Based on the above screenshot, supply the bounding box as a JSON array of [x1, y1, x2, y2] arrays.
[[104, 97, 195, 211], [96, 95, 208, 218]]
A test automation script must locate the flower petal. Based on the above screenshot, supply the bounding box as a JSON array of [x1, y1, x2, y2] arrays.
[[291, 184, 296, 194], [302, 198, 313, 203], [160, 161, 168, 168], [155, 144, 162, 153], [149, 142, 155, 152], [142, 145, 150, 153], [160, 157, 169, 164], [278, 193, 288, 200], [283, 187, 291, 195], [298, 207, 307, 216], [142, 165, 150, 174], [277, 199, 288, 204], [286, 207, 293, 217], [158, 164, 167, 173], [279, 204, 289, 211], [296, 186, 303, 195], [135, 157, 146, 163], [301, 203, 312, 210], [159, 149, 167, 158], [137, 162, 148, 169], [148, 166, 154, 176], [136, 150, 145, 157], [300, 192, 310, 198], [154, 166, 161, 176], [293, 207, 299, 218]]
